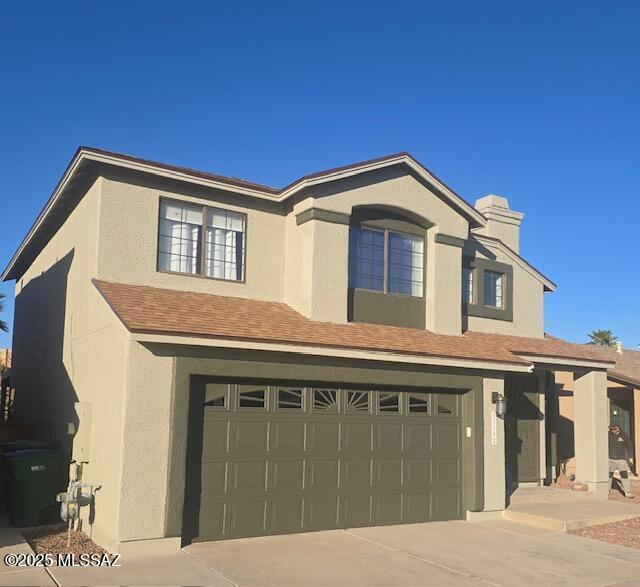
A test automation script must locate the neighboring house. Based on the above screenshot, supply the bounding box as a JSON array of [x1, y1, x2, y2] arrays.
[[0, 348, 11, 372], [1, 147, 615, 554], [551, 347, 640, 478]]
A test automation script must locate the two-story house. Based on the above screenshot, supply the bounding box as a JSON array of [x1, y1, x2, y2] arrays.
[[2, 148, 615, 554]]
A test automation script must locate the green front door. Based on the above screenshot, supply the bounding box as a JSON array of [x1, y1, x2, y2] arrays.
[[185, 381, 464, 542], [505, 375, 540, 486]]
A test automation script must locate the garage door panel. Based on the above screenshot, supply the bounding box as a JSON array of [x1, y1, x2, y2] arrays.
[[268, 498, 304, 533], [230, 461, 267, 492], [201, 420, 229, 455], [307, 422, 340, 452], [404, 457, 432, 485], [433, 424, 460, 451], [374, 458, 402, 486], [201, 461, 227, 493], [435, 457, 460, 484], [405, 423, 432, 450], [342, 422, 372, 450], [304, 495, 339, 529], [372, 493, 403, 524], [432, 491, 461, 521], [376, 423, 403, 450], [268, 460, 304, 492], [228, 499, 266, 537], [341, 458, 372, 488], [306, 459, 340, 490], [404, 492, 431, 522], [231, 421, 269, 452], [271, 421, 305, 451], [197, 502, 226, 541], [340, 495, 372, 526]]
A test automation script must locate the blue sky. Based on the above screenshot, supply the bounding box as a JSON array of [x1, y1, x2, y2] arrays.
[[1, 1, 639, 348]]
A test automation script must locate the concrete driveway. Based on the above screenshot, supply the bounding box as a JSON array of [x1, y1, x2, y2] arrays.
[[185, 520, 640, 587], [12, 519, 640, 586]]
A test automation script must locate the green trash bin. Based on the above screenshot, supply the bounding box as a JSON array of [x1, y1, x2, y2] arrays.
[[4, 449, 66, 526]]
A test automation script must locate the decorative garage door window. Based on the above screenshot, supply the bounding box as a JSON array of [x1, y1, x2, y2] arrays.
[[192, 384, 464, 542]]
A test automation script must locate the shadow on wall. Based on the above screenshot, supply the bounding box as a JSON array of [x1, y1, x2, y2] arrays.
[[12, 250, 79, 457]]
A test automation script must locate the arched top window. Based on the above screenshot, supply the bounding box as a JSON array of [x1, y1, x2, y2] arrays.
[[348, 208, 425, 298]]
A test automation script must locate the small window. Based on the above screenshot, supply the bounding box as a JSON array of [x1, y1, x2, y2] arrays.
[[313, 389, 338, 412], [204, 383, 227, 408], [346, 391, 370, 413], [378, 392, 400, 413], [462, 267, 474, 304], [408, 393, 430, 414], [277, 388, 304, 410], [437, 394, 458, 416], [238, 385, 267, 409], [484, 270, 503, 308]]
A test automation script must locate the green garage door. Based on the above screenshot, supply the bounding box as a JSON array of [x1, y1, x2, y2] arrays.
[[189, 383, 463, 542]]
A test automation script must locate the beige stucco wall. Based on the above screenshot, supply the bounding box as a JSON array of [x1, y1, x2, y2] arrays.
[[481, 375, 506, 511], [465, 239, 545, 338], [286, 171, 469, 333], [11, 178, 129, 546], [97, 177, 286, 302]]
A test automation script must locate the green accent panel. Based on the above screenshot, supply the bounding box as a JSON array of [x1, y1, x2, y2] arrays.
[[166, 349, 485, 542], [463, 258, 514, 322], [434, 233, 466, 248], [295, 208, 351, 226], [505, 374, 541, 484], [348, 288, 426, 329]]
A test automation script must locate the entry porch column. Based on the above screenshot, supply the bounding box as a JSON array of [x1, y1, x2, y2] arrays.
[[574, 370, 609, 498]]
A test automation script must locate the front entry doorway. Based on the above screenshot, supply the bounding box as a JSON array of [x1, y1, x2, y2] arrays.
[[505, 375, 541, 494]]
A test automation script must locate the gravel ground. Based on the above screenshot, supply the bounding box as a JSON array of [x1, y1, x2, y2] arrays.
[[571, 517, 640, 550], [554, 478, 640, 550], [24, 525, 109, 556]]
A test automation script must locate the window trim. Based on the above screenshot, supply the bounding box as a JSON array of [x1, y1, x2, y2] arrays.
[[349, 224, 425, 299], [462, 257, 513, 322], [156, 197, 248, 284]]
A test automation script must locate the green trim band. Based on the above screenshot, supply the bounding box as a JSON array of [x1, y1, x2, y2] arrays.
[[296, 208, 351, 226], [434, 233, 466, 248]]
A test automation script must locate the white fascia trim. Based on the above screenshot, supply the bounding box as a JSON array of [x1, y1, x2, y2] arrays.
[[130, 332, 532, 373], [521, 354, 615, 370], [473, 234, 556, 292]]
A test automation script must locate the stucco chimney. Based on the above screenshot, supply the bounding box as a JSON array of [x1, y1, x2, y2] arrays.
[[616, 341, 623, 354], [474, 195, 524, 253]]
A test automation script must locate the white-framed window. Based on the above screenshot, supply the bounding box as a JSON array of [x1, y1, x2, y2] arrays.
[[484, 270, 503, 308], [349, 226, 424, 297], [157, 199, 246, 281], [462, 267, 474, 303]]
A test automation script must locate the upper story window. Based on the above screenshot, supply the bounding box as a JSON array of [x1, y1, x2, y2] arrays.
[[349, 226, 424, 297], [484, 270, 503, 308], [158, 199, 246, 281]]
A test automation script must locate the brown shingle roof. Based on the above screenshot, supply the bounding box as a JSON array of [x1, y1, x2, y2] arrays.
[[608, 349, 640, 387], [93, 280, 613, 368]]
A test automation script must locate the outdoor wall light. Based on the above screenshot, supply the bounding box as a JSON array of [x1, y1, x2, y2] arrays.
[[491, 392, 507, 419]]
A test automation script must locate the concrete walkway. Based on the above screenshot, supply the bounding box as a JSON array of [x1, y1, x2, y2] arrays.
[[505, 486, 640, 531], [2, 519, 640, 585]]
